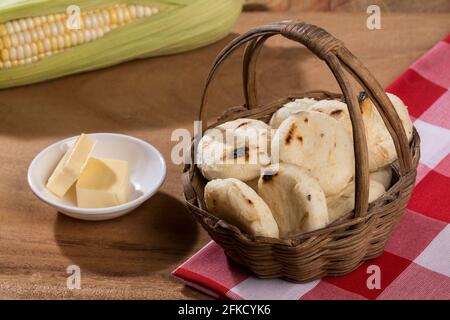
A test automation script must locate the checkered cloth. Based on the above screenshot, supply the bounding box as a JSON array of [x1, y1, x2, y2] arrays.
[[173, 34, 450, 300]]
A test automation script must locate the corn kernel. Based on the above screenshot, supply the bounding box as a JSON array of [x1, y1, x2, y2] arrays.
[[10, 34, 19, 47], [129, 5, 137, 19], [50, 37, 58, 51], [2, 49, 9, 61], [102, 10, 110, 26], [23, 30, 32, 43], [136, 5, 145, 18], [18, 32, 25, 45], [26, 18, 34, 29], [12, 20, 21, 33], [109, 8, 117, 25], [9, 47, 17, 60], [37, 26, 45, 40], [123, 7, 131, 23], [42, 24, 51, 37], [5, 22, 14, 34], [70, 32, 78, 46], [19, 19, 28, 31], [30, 29, 39, 41], [37, 40, 45, 54], [77, 30, 85, 43], [84, 16, 92, 29], [116, 8, 124, 25], [17, 46, 25, 60], [0, 25, 7, 36], [43, 38, 51, 51], [23, 44, 32, 58], [33, 16, 42, 26], [57, 35, 64, 49], [31, 43, 38, 56], [64, 34, 71, 48], [3, 36, 11, 48]]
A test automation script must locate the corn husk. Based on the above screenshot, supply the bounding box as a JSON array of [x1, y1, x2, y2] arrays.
[[0, 0, 242, 88]]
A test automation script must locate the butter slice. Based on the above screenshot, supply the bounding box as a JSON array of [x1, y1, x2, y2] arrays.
[[76, 158, 130, 208], [47, 133, 96, 197]]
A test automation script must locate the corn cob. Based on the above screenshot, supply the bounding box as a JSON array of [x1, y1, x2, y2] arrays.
[[0, 0, 242, 89], [0, 4, 159, 69]]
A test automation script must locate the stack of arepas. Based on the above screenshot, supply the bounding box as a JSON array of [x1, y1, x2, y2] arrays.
[[197, 93, 413, 239]]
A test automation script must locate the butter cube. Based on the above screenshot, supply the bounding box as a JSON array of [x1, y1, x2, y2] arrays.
[[47, 133, 96, 197], [76, 158, 131, 208]]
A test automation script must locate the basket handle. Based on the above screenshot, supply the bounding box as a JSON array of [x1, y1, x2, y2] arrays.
[[198, 23, 283, 132], [182, 166, 197, 204], [239, 22, 413, 174], [197, 21, 413, 218]]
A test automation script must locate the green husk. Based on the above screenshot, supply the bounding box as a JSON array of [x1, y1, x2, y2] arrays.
[[0, 0, 242, 89]]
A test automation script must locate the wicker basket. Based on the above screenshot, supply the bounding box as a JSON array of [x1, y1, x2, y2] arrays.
[[182, 21, 420, 282]]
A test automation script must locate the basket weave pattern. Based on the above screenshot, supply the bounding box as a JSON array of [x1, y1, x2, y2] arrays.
[[182, 21, 420, 282]]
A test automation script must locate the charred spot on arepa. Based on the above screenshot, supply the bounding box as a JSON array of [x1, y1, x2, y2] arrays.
[[330, 109, 343, 117], [358, 91, 368, 102], [358, 91, 370, 114], [285, 122, 298, 144], [262, 170, 278, 182], [229, 146, 250, 160], [216, 126, 227, 141], [236, 121, 250, 128]]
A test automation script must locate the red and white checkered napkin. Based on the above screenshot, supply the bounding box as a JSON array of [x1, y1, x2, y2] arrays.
[[173, 34, 450, 300]]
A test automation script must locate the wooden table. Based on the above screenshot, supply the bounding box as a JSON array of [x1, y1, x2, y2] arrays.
[[0, 11, 448, 299]]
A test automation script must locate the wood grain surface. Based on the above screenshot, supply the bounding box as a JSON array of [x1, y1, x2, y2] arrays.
[[0, 11, 449, 299], [244, 0, 450, 12]]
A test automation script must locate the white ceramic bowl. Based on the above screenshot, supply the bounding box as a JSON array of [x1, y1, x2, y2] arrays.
[[28, 133, 166, 221]]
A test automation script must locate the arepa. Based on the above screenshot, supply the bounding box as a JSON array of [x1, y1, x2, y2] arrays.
[[258, 163, 329, 236], [272, 111, 354, 195], [205, 178, 279, 238], [197, 118, 272, 181]]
